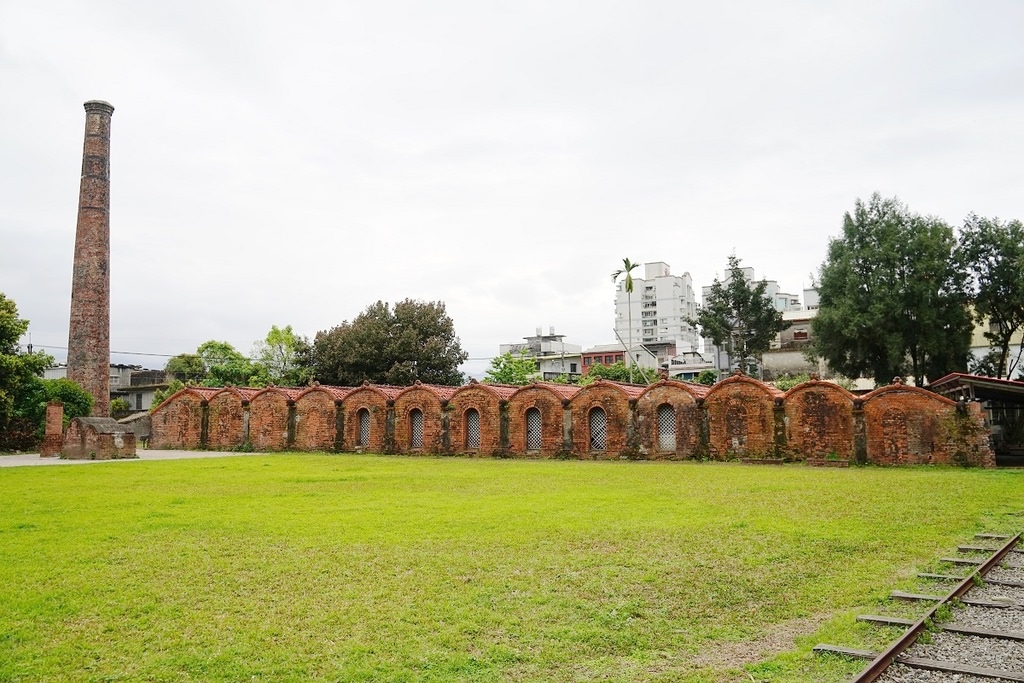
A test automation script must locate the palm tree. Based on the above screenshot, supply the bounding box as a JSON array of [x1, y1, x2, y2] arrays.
[[611, 258, 639, 383]]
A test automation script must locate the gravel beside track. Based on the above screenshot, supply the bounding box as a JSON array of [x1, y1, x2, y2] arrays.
[[951, 604, 1024, 633], [879, 663, 1014, 682]]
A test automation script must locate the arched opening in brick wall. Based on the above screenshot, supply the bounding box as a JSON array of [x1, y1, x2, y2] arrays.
[[357, 408, 370, 447], [409, 408, 423, 450], [525, 407, 542, 452], [464, 408, 480, 450], [589, 407, 607, 451], [657, 404, 675, 452]]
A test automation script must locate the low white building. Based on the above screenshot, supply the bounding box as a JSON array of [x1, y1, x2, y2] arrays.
[[500, 327, 583, 381]]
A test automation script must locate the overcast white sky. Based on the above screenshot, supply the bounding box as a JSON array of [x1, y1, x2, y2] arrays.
[[2, 1, 1023, 379]]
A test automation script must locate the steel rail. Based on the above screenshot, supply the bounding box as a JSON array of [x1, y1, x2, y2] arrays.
[[848, 532, 1021, 683]]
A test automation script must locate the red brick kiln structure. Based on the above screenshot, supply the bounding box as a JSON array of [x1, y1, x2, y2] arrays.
[[150, 376, 994, 466]]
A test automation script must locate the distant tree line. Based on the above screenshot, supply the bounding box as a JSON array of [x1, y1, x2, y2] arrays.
[[0, 293, 93, 451], [810, 193, 1024, 386], [157, 299, 469, 406]]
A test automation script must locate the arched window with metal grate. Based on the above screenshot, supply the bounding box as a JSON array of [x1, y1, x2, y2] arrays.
[[409, 408, 423, 449], [657, 404, 676, 452], [465, 408, 480, 450], [357, 408, 370, 447], [589, 407, 607, 451], [525, 407, 542, 451]]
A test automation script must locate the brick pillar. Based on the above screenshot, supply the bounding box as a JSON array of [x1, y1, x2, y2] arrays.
[[559, 398, 571, 454], [67, 100, 114, 417], [40, 401, 64, 457], [772, 397, 787, 459], [334, 401, 345, 451], [384, 400, 396, 453]]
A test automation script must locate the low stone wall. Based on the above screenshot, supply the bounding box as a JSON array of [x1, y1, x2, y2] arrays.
[[148, 377, 995, 467]]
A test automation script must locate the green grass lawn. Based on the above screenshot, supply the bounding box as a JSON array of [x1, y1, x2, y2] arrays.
[[1, 455, 1020, 682]]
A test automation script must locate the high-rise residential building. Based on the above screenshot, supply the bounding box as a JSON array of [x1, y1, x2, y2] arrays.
[[613, 262, 700, 360]]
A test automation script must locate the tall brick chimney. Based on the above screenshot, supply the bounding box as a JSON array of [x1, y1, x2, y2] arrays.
[[67, 100, 114, 417]]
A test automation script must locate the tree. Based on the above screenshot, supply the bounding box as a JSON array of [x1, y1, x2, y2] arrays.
[[811, 194, 972, 387], [957, 214, 1024, 380], [695, 369, 718, 386], [579, 360, 657, 386], [0, 293, 52, 437], [611, 258, 640, 383], [164, 341, 261, 387], [195, 340, 262, 387], [151, 379, 185, 411], [164, 353, 206, 382], [251, 324, 312, 386], [311, 299, 468, 386], [689, 255, 787, 377], [484, 352, 539, 385]]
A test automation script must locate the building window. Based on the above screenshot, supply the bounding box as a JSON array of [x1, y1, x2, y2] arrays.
[[584, 357, 592, 366], [604, 355, 614, 364], [570, 363, 577, 373], [657, 404, 675, 451], [614, 354, 623, 363], [465, 409, 480, 450], [357, 408, 370, 447], [589, 408, 607, 451], [526, 407, 542, 451], [409, 408, 423, 449], [135, 393, 143, 410]]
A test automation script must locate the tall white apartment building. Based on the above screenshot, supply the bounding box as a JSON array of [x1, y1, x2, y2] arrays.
[[614, 262, 700, 355]]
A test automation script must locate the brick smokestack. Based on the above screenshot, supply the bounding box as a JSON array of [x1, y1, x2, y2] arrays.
[[67, 100, 114, 417]]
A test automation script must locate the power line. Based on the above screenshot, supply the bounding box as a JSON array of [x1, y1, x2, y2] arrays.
[[24, 343, 499, 363]]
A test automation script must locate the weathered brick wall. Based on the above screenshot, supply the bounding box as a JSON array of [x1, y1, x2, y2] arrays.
[[862, 383, 993, 466], [61, 417, 136, 459], [507, 386, 566, 457], [393, 386, 445, 454], [145, 377, 993, 467], [293, 388, 337, 452], [784, 381, 855, 460], [340, 387, 390, 453], [635, 381, 702, 459], [206, 390, 246, 451], [569, 383, 633, 458], [150, 390, 205, 449], [446, 385, 504, 456], [704, 376, 778, 458], [248, 389, 290, 451]]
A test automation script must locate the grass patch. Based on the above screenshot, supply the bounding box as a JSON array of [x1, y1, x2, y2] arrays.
[[0, 455, 1020, 681]]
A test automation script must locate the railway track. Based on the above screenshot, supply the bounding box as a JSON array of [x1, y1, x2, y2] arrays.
[[815, 532, 1024, 682]]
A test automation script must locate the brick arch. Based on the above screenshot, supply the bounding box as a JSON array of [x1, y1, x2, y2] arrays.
[[448, 384, 514, 456], [205, 388, 256, 451], [340, 385, 397, 453], [636, 380, 707, 459], [507, 383, 578, 457], [248, 388, 299, 452], [293, 386, 350, 452], [149, 387, 217, 449], [861, 383, 956, 465], [783, 380, 855, 460], [393, 384, 449, 454], [569, 381, 641, 458], [704, 375, 779, 458]]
